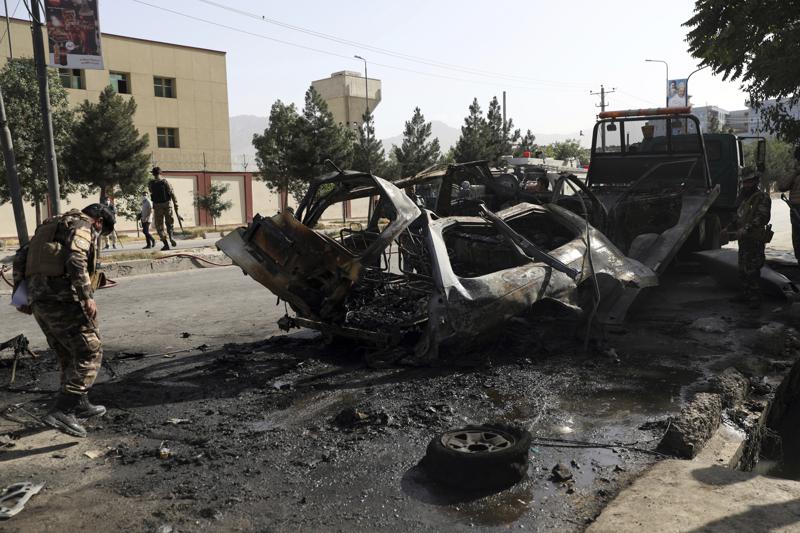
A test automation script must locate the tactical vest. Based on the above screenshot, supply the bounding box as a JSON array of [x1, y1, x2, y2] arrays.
[[150, 179, 171, 203], [25, 215, 69, 277], [25, 210, 96, 278]]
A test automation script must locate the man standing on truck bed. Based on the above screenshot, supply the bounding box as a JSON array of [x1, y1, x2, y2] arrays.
[[777, 146, 800, 264], [735, 170, 773, 308], [148, 167, 180, 251]]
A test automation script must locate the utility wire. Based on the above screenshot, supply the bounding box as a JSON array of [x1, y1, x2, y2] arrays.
[[193, 0, 590, 90], [0, 0, 22, 45], [127, 0, 587, 93]]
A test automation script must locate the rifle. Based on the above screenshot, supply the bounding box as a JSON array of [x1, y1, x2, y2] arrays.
[[782, 193, 800, 219]]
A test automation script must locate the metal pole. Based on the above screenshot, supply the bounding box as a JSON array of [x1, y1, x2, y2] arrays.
[[685, 66, 708, 107], [354, 54, 369, 172], [4, 0, 12, 59], [502, 90, 507, 133], [29, 0, 60, 215], [645, 59, 669, 107], [0, 87, 29, 244]]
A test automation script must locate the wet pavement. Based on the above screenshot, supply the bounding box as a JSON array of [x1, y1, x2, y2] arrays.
[[0, 259, 798, 531]]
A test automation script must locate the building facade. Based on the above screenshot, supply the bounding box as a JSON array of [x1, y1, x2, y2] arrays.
[[0, 16, 239, 237], [311, 70, 381, 128]]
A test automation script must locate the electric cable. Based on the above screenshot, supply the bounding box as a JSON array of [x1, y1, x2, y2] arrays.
[[126, 0, 587, 93], [192, 0, 591, 90]]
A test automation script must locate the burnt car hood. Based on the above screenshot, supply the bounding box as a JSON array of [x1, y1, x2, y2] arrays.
[[217, 174, 420, 321]]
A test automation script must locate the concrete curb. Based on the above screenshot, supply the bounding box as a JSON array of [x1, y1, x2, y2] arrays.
[[100, 251, 232, 278]]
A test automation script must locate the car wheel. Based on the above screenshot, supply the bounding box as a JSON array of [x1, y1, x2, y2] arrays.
[[421, 423, 532, 491]]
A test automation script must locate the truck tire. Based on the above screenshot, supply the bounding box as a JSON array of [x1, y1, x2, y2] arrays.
[[421, 423, 531, 491]]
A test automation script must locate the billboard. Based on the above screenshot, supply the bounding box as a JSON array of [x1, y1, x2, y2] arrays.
[[45, 0, 103, 70], [667, 79, 688, 108]]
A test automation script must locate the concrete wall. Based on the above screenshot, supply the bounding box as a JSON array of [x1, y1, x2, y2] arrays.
[[0, 18, 231, 172], [311, 70, 382, 128]]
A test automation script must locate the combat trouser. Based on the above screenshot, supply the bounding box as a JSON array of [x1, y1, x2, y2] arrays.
[[153, 202, 175, 240], [32, 300, 103, 394], [738, 235, 765, 304]]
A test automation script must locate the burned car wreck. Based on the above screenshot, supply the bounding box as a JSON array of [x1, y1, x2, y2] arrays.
[[217, 171, 656, 363]]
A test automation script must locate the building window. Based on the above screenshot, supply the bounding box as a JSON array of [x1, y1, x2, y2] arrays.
[[157, 127, 179, 148], [58, 68, 84, 90], [153, 77, 175, 98], [109, 72, 130, 94]]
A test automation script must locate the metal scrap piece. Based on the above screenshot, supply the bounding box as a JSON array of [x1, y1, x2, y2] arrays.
[[0, 482, 44, 519]]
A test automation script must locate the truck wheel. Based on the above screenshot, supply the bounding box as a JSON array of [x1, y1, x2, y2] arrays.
[[421, 423, 531, 491]]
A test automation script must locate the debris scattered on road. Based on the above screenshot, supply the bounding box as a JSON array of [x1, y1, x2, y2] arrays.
[[551, 462, 573, 481], [158, 442, 171, 460], [0, 482, 44, 519], [333, 407, 391, 429], [83, 449, 104, 459], [689, 317, 729, 333], [180, 332, 191, 338], [657, 393, 722, 458], [164, 418, 190, 425]]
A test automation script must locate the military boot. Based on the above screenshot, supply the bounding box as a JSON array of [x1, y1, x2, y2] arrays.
[[161, 238, 170, 251], [74, 394, 106, 418], [169, 231, 177, 248], [42, 394, 86, 438]]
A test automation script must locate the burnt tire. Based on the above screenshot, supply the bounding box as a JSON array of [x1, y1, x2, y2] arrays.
[[421, 423, 531, 491]]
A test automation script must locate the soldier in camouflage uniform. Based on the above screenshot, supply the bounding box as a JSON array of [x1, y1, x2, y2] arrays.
[[148, 167, 180, 250], [735, 171, 772, 308], [12, 204, 115, 437]]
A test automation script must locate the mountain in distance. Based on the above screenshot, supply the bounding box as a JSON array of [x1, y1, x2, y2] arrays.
[[229, 115, 587, 171]]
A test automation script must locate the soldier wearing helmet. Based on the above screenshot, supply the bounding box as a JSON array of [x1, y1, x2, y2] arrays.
[[11, 203, 115, 437], [734, 169, 772, 308]]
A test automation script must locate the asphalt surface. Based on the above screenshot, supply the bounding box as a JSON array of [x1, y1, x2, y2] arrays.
[[1, 261, 798, 531]]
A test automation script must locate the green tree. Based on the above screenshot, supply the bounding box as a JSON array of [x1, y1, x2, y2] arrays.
[[515, 130, 537, 156], [684, 1, 800, 142], [454, 98, 488, 163], [66, 85, 150, 203], [194, 182, 232, 229], [392, 107, 441, 177], [252, 100, 304, 201], [546, 139, 590, 166], [352, 110, 387, 176], [289, 86, 354, 199], [484, 96, 520, 165], [0, 58, 74, 223], [743, 138, 796, 189]]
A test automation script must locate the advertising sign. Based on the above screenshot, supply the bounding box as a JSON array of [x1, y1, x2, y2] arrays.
[[667, 78, 688, 108], [45, 0, 103, 70]]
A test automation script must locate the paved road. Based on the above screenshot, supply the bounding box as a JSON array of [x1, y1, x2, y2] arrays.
[[0, 266, 286, 355]]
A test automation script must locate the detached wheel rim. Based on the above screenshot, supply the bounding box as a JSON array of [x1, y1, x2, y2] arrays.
[[441, 428, 515, 453]]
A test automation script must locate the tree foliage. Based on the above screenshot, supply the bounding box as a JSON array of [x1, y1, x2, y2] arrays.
[[0, 58, 74, 217], [253, 88, 354, 202], [544, 139, 590, 166], [352, 110, 386, 176], [194, 182, 232, 229], [252, 100, 304, 200], [515, 130, 537, 156], [392, 107, 441, 177], [684, 1, 800, 142], [453, 98, 487, 163], [66, 85, 150, 202], [454, 96, 520, 164], [743, 138, 796, 188]]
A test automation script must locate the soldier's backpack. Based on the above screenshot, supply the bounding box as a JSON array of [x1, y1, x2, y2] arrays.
[[25, 215, 69, 277], [150, 178, 171, 203]]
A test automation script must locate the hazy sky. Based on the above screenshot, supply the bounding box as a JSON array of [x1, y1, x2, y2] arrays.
[[13, 0, 749, 139]]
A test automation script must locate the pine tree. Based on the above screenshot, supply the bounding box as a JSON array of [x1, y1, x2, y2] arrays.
[[289, 86, 354, 198], [516, 130, 537, 155], [66, 85, 150, 202], [0, 58, 75, 223], [392, 107, 441, 178], [453, 98, 488, 163], [253, 100, 304, 201], [484, 96, 520, 165], [352, 110, 387, 176]]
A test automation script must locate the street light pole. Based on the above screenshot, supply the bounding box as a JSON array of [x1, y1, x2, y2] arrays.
[[30, 0, 61, 215], [353, 54, 369, 172], [645, 59, 669, 107], [685, 65, 708, 107]]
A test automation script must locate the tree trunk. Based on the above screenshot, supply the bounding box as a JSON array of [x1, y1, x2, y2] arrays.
[[99, 185, 107, 205], [34, 200, 41, 226]]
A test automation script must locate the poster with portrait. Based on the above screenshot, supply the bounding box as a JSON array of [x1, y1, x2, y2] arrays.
[[667, 78, 688, 108], [45, 0, 104, 70]]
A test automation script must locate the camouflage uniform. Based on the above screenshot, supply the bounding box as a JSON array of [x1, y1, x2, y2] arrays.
[[12, 209, 103, 395], [149, 176, 178, 241], [736, 188, 772, 305]]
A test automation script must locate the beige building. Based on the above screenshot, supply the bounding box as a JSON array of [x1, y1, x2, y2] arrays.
[[312, 70, 381, 128], [0, 17, 235, 237]]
